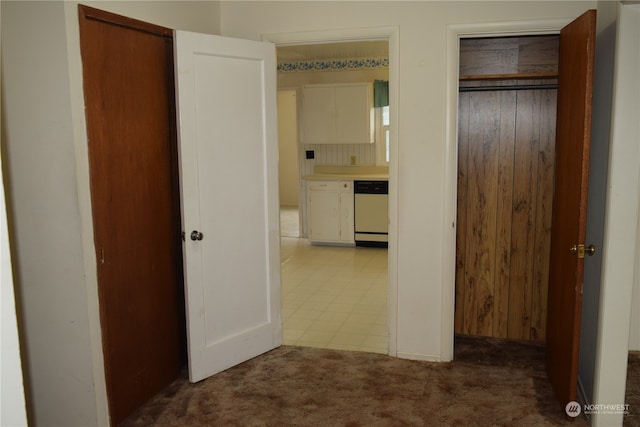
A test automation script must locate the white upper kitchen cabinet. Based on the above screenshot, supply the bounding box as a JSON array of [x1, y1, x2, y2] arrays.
[[301, 83, 374, 144]]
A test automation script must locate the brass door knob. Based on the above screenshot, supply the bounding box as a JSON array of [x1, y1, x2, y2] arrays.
[[570, 243, 595, 258]]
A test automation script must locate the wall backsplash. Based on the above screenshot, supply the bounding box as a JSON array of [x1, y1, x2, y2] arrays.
[[299, 143, 377, 177]]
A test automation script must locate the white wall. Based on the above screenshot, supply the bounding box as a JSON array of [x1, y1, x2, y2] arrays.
[[0, 160, 28, 427], [219, 0, 595, 361], [592, 2, 640, 426], [2, 3, 100, 424], [0, 4, 28, 414], [579, 0, 618, 406], [1, 1, 219, 425]]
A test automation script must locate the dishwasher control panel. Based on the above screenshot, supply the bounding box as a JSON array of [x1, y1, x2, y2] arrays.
[[354, 180, 388, 194]]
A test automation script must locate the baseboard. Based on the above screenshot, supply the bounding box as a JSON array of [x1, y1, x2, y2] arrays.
[[396, 351, 443, 362]]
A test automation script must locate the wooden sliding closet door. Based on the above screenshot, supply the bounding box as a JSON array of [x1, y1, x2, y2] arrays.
[[79, 6, 185, 425], [455, 80, 557, 341]]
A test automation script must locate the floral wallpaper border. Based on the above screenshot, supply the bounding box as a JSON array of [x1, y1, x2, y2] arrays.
[[278, 58, 389, 73]]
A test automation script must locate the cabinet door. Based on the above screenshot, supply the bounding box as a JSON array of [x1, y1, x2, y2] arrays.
[[301, 86, 335, 143], [335, 84, 373, 144], [308, 182, 341, 242], [301, 83, 373, 144]]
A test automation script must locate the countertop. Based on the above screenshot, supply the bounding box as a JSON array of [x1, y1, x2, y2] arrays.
[[304, 173, 389, 181], [303, 165, 389, 181]]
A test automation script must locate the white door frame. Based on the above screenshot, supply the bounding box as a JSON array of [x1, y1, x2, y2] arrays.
[[443, 18, 570, 361], [262, 26, 400, 356]]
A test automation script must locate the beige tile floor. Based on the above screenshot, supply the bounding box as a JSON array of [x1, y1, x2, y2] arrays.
[[280, 236, 388, 354]]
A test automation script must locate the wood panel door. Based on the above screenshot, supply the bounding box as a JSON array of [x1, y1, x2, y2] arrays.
[[545, 9, 596, 409], [79, 6, 185, 425], [455, 80, 557, 341]]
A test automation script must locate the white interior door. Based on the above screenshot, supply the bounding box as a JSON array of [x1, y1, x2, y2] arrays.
[[174, 30, 281, 383]]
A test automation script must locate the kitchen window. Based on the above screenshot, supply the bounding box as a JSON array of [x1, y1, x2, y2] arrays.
[[376, 105, 390, 165]]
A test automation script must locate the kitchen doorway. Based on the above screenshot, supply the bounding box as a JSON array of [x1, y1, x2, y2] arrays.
[[271, 31, 398, 355]]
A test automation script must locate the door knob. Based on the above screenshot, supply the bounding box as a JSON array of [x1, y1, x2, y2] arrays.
[[190, 230, 204, 241], [570, 243, 595, 258]]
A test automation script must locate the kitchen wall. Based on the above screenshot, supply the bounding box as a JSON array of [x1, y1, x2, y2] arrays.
[[278, 65, 389, 176]]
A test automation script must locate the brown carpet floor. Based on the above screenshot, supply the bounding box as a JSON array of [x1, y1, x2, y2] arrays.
[[122, 336, 639, 426], [626, 351, 640, 427]]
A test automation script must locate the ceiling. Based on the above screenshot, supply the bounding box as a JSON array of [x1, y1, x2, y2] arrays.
[[276, 41, 389, 64]]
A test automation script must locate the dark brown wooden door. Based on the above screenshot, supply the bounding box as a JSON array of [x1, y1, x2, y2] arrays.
[[546, 9, 596, 409], [78, 6, 185, 425]]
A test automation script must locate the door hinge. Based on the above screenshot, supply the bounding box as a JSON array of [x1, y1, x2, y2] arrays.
[[99, 247, 105, 264]]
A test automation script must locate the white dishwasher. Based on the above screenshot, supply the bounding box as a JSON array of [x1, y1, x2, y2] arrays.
[[354, 180, 388, 247]]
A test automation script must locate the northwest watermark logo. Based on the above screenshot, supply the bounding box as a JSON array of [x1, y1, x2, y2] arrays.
[[565, 401, 582, 417], [565, 401, 630, 417], [584, 403, 630, 415]]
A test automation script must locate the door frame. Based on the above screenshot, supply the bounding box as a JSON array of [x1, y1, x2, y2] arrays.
[[262, 26, 400, 356], [277, 86, 304, 237], [443, 18, 574, 360]]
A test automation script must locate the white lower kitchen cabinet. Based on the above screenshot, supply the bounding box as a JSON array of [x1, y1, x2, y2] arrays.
[[307, 180, 354, 245]]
